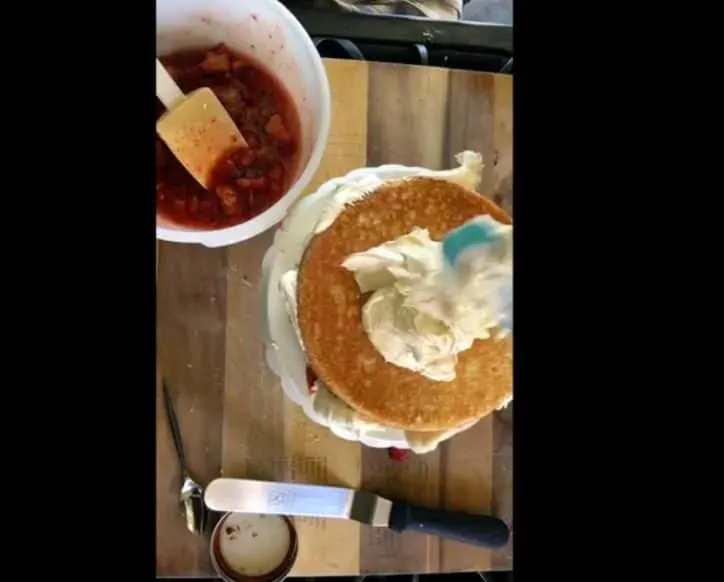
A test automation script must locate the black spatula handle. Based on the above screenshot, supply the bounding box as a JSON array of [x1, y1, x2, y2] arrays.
[[388, 501, 510, 548]]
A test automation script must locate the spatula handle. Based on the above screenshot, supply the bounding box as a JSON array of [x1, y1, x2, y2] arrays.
[[156, 58, 185, 110], [388, 501, 510, 548]]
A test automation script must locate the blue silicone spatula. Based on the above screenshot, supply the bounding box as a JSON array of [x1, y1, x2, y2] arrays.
[[442, 219, 500, 268], [442, 218, 512, 333]]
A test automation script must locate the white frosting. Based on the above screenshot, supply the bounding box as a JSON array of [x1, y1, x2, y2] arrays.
[[313, 150, 484, 234], [281, 245, 463, 454], [217, 513, 291, 577], [278, 151, 511, 453], [342, 217, 512, 382]]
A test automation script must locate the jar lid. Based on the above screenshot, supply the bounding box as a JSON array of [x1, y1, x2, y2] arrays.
[[210, 512, 299, 582]]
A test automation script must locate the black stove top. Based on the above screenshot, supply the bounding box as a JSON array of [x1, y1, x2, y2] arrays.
[[280, 4, 512, 73]]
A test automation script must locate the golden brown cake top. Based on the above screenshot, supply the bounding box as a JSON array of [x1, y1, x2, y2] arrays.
[[297, 177, 513, 431]]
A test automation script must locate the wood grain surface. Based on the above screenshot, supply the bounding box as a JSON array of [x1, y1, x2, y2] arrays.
[[156, 59, 513, 577]]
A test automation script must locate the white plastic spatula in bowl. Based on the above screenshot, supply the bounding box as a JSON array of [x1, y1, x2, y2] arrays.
[[155, 58, 247, 189]]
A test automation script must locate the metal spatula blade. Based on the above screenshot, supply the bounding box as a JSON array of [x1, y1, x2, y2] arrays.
[[205, 478, 510, 549]]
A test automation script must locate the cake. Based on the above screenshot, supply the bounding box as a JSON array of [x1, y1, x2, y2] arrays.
[[279, 152, 513, 453]]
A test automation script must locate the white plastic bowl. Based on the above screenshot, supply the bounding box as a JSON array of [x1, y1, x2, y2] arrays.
[[156, 0, 331, 247]]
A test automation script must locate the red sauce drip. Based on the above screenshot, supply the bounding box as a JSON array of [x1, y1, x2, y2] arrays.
[[388, 447, 409, 462], [305, 366, 318, 396]]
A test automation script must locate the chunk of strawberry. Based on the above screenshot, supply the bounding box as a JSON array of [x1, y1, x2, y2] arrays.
[[387, 447, 409, 462]]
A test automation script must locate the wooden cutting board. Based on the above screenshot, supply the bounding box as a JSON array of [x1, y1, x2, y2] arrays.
[[156, 58, 513, 577]]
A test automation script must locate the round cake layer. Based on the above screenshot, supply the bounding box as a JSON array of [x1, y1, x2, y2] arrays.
[[297, 177, 513, 431]]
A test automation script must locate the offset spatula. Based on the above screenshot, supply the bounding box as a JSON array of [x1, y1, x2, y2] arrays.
[[204, 478, 510, 549], [156, 58, 247, 189]]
